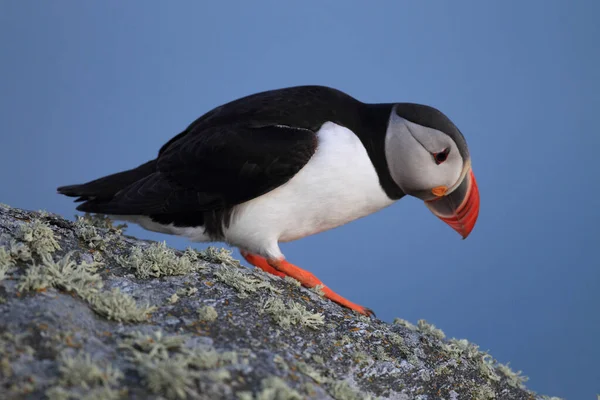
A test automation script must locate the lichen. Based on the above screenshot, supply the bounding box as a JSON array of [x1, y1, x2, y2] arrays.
[[214, 264, 281, 298], [17, 252, 154, 323], [120, 330, 187, 358], [6, 238, 33, 262], [14, 219, 61, 258], [139, 353, 198, 400], [119, 329, 239, 399], [74, 217, 108, 250], [417, 319, 446, 340], [0, 247, 12, 280], [88, 288, 156, 323], [497, 362, 529, 389], [260, 297, 324, 330], [329, 379, 373, 400], [17, 252, 102, 294], [297, 362, 325, 384], [283, 276, 301, 287], [197, 305, 218, 322], [58, 351, 123, 387], [309, 284, 325, 297], [45, 351, 123, 400], [256, 376, 302, 400], [441, 338, 481, 359], [438, 336, 528, 389], [393, 317, 417, 331], [351, 351, 372, 367], [374, 345, 394, 362], [117, 241, 204, 279], [472, 384, 496, 400], [237, 391, 254, 400], [197, 246, 240, 267], [388, 332, 411, 358], [77, 213, 127, 232]]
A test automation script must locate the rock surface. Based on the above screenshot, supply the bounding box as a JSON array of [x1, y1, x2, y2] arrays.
[[0, 204, 558, 400]]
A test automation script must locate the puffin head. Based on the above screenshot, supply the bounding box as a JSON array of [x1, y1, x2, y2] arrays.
[[384, 103, 480, 239]]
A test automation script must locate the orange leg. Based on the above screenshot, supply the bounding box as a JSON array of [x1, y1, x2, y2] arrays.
[[240, 250, 287, 278], [241, 250, 374, 317]]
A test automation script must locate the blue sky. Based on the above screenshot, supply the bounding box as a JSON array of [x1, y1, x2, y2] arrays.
[[1, 1, 598, 398]]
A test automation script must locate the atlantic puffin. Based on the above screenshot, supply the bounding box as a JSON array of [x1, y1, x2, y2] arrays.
[[57, 85, 480, 317]]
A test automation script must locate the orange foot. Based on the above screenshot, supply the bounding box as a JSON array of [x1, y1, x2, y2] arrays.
[[240, 250, 375, 317], [240, 250, 286, 278]]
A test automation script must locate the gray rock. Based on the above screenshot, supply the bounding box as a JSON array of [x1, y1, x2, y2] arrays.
[[0, 204, 559, 400]]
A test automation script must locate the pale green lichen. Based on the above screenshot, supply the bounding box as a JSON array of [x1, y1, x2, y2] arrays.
[[417, 319, 446, 340], [297, 362, 325, 384], [118, 241, 204, 279], [88, 288, 156, 323], [17, 252, 154, 322], [393, 317, 417, 331], [17, 252, 102, 294], [45, 352, 123, 400], [138, 353, 198, 400], [119, 329, 239, 399], [77, 213, 127, 232], [479, 353, 501, 383], [197, 246, 240, 267], [197, 305, 218, 321], [441, 338, 481, 359], [256, 376, 302, 400], [329, 380, 373, 400], [237, 391, 254, 400], [374, 345, 394, 362], [74, 217, 107, 250], [283, 276, 301, 287], [260, 297, 324, 330], [439, 336, 528, 388], [6, 238, 33, 262], [37, 209, 51, 218], [388, 332, 411, 358], [497, 362, 528, 388], [309, 284, 325, 297], [214, 264, 281, 298], [351, 351, 372, 367], [169, 293, 180, 304], [14, 219, 61, 258], [188, 347, 238, 369], [120, 330, 187, 359], [472, 384, 496, 400], [58, 352, 123, 387], [0, 247, 12, 280]]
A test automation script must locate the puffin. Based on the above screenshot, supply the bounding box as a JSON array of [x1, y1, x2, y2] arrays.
[[57, 85, 480, 317]]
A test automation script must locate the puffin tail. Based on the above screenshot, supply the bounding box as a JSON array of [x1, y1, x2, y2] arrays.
[[57, 159, 157, 212]]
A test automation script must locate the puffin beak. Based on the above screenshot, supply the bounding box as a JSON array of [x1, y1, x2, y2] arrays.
[[425, 168, 480, 239]]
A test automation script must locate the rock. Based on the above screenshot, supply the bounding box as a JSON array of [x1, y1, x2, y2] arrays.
[[0, 204, 558, 400]]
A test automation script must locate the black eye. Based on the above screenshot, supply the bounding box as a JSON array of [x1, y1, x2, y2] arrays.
[[433, 148, 450, 165]]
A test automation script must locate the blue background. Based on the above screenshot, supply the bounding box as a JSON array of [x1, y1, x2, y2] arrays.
[[1, 1, 598, 398]]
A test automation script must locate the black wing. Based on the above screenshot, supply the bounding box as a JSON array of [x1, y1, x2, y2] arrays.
[[69, 124, 317, 216], [60, 85, 366, 216]]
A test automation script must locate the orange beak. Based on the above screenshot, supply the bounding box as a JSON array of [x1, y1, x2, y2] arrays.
[[425, 168, 480, 239]]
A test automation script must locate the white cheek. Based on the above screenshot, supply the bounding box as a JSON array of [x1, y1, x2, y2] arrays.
[[385, 111, 464, 194]]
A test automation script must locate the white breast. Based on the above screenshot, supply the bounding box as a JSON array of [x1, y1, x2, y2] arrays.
[[224, 122, 396, 259]]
